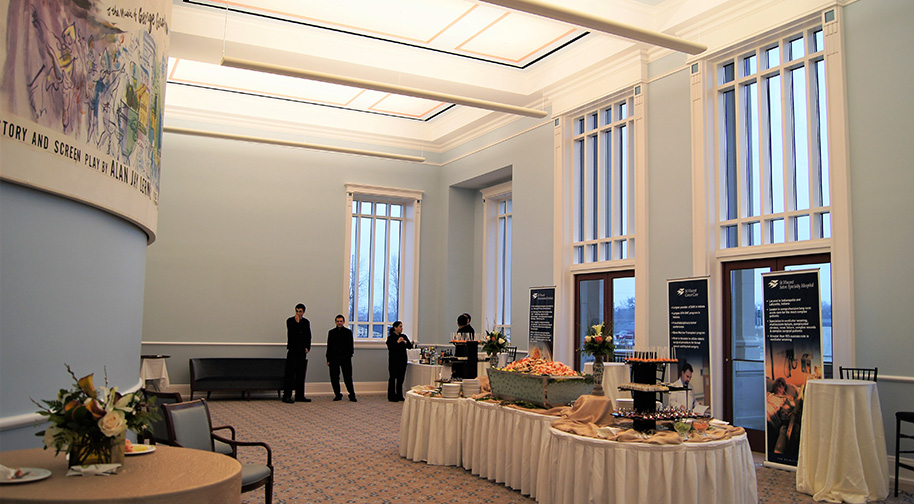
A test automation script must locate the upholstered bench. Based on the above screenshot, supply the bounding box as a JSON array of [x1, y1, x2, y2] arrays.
[[189, 358, 285, 400]]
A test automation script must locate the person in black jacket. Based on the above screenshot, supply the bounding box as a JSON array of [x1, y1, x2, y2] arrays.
[[327, 314, 357, 402], [282, 303, 312, 403], [386, 321, 412, 402], [456, 313, 475, 336]]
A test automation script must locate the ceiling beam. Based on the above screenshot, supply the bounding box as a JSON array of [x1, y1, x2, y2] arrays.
[[480, 0, 707, 55], [221, 57, 549, 119], [164, 126, 426, 163]]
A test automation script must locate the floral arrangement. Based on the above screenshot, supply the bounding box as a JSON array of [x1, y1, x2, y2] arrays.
[[582, 321, 615, 358], [482, 329, 508, 356], [33, 365, 157, 465]]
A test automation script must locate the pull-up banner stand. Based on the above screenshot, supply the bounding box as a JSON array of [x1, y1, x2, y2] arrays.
[[762, 269, 823, 470], [528, 287, 555, 361], [667, 277, 711, 415]]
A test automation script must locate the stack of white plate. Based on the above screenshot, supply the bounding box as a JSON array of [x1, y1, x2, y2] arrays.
[[461, 379, 480, 396], [440, 383, 462, 398]]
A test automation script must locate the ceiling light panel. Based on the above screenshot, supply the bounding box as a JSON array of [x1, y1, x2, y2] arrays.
[[186, 0, 587, 68], [168, 58, 450, 120]]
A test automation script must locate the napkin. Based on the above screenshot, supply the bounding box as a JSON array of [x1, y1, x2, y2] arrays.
[[1, 464, 22, 480], [67, 463, 121, 476]]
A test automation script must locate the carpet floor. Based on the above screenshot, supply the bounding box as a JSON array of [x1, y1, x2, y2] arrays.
[[201, 394, 914, 504]]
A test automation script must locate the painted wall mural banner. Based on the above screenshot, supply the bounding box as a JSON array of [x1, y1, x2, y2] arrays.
[[667, 277, 711, 414], [762, 269, 823, 468], [528, 286, 555, 361], [0, 0, 170, 239]]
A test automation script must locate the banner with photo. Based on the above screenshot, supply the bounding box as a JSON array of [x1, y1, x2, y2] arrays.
[[528, 287, 555, 361], [762, 269, 823, 468], [1, 0, 169, 239], [668, 277, 711, 414]]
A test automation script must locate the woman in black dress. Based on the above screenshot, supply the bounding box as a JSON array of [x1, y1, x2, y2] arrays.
[[386, 321, 412, 402]]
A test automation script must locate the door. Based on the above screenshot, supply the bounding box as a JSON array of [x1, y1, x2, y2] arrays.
[[722, 254, 831, 451], [573, 271, 635, 370]]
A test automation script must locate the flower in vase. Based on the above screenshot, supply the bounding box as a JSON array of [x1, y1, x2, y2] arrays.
[[33, 364, 158, 457]]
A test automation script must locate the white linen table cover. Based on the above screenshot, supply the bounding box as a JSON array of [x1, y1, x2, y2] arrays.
[[796, 379, 889, 503], [536, 428, 758, 504], [404, 362, 447, 389], [139, 356, 170, 389], [462, 399, 556, 498], [399, 391, 465, 466], [582, 361, 631, 407]]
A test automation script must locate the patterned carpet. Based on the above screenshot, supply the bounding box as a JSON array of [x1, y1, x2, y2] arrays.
[[203, 394, 914, 504]]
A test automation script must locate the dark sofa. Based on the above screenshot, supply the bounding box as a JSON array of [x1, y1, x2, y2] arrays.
[[189, 358, 285, 400]]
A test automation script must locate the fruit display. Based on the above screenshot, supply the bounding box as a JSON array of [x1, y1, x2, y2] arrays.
[[501, 357, 581, 376], [489, 366, 593, 408]]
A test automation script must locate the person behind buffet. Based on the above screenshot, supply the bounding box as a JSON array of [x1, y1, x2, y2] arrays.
[[456, 313, 475, 337], [386, 321, 412, 402]]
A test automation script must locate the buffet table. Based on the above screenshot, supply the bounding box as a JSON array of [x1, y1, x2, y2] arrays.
[[462, 398, 557, 498], [536, 427, 757, 504], [796, 379, 889, 502], [399, 391, 465, 466], [0, 445, 241, 504]]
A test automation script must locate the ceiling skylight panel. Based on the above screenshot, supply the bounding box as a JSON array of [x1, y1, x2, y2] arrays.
[[457, 12, 578, 63]]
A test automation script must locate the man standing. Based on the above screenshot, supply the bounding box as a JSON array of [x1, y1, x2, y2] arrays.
[[282, 303, 312, 403], [327, 314, 357, 402]]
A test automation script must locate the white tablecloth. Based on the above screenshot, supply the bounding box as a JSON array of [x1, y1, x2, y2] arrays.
[[139, 357, 170, 389], [405, 363, 448, 389], [536, 428, 758, 504], [399, 391, 465, 466], [462, 398, 557, 498], [796, 379, 888, 503], [582, 361, 631, 407]]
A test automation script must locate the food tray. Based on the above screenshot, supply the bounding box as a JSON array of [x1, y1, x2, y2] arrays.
[[488, 368, 594, 408]]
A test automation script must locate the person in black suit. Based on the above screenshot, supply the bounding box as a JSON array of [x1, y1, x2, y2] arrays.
[[386, 321, 412, 402], [282, 303, 312, 403], [456, 313, 475, 336], [327, 314, 357, 402]]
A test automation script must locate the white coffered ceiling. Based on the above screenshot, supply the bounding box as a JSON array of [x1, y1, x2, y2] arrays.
[[164, 0, 729, 151]]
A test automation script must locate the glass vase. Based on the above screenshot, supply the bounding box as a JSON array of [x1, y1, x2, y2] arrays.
[[490, 353, 499, 368], [68, 431, 126, 468], [592, 358, 605, 396]]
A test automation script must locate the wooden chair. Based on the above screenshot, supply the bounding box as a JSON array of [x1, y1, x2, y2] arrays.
[[896, 411, 914, 497], [838, 366, 878, 382], [163, 399, 273, 504], [506, 346, 518, 363]]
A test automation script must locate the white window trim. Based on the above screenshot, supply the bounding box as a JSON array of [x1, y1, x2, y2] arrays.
[[554, 83, 647, 365], [343, 183, 423, 343], [481, 181, 512, 337], [690, 7, 854, 416]]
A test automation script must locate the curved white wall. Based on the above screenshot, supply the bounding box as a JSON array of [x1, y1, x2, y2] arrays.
[[0, 181, 148, 450]]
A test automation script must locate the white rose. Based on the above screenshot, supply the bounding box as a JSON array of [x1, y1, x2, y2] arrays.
[[498, 338, 506, 345], [98, 410, 127, 437], [42, 425, 63, 449]]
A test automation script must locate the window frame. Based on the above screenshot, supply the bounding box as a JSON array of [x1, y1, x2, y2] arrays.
[[569, 91, 637, 269], [344, 183, 422, 343], [481, 181, 512, 339]]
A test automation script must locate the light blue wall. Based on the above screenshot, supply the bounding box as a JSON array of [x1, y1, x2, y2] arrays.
[[439, 119, 555, 346], [0, 182, 148, 450], [843, 0, 914, 444], [645, 54, 694, 347], [142, 128, 442, 384]]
